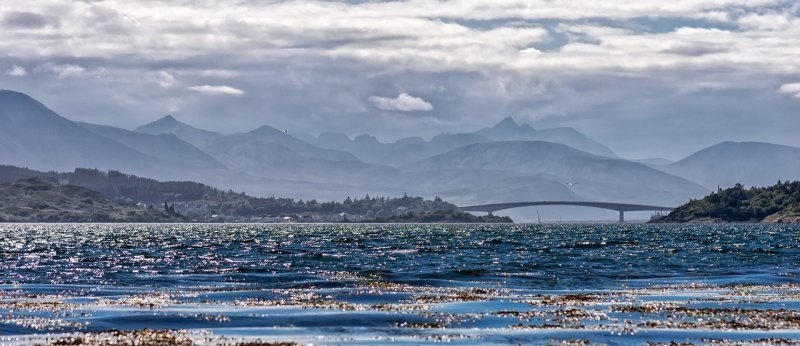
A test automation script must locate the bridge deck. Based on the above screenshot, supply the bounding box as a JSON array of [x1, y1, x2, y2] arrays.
[[458, 201, 675, 213]]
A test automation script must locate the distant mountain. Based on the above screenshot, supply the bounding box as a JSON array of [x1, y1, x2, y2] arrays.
[[196, 124, 395, 185], [201, 138, 395, 184], [0, 178, 184, 222], [411, 141, 707, 205], [0, 90, 172, 176], [237, 125, 359, 162], [3, 89, 752, 221], [77, 122, 226, 169], [300, 132, 490, 166], [298, 117, 616, 166], [474, 117, 617, 158], [475, 117, 537, 138], [399, 169, 579, 205], [316, 132, 354, 151], [136, 115, 223, 148], [664, 141, 800, 190], [135, 116, 377, 186]]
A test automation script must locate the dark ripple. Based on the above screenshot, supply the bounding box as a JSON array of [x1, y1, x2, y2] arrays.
[[1, 223, 799, 289]]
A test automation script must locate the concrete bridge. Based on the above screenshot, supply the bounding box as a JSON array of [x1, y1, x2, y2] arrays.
[[458, 201, 675, 222]]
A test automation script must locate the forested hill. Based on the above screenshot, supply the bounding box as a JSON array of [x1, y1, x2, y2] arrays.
[[0, 165, 231, 203], [0, 178, 184, 222], [651, 181, 800, 223], [0, 165, 460, 219]]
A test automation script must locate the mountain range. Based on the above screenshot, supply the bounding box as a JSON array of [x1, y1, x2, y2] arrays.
[[1, 89, 798, 220], [297, 116, 617, 166]]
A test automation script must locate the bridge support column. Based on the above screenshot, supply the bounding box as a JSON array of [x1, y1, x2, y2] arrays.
[[618, 211, 624, 223], [487, 211, 493, 217]]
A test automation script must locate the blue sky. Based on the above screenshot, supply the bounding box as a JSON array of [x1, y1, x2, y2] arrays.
[[1, 0, 799, 159]]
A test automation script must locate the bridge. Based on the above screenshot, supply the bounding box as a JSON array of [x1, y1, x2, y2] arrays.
[[458, 201, 675, 222]]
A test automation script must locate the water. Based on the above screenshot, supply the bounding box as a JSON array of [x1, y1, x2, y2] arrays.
[[1, 223, 799, 345]]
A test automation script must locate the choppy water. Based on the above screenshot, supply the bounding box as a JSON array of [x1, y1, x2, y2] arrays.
[[1, 223, 800, 345]]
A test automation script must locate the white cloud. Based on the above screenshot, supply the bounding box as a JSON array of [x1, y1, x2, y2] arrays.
[[519, 47, 543, 56], [51, 64, 87, 79], [187, 84, 244, 96], [157, 70, 176, 88], [779, 83, 800, 98], [369, 93, 433, 112], [6, 65, 26, 76], [201, 69, 238, 78], [0, 0, 797, 78]]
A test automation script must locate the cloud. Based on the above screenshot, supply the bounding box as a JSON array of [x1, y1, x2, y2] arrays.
[[0, 0, 799, 156], [51, 64, 87, 79], [201, 69, 238, 78], [369, 93, 433, 112], [187, 85, 245, 96], [779, 83, 800, 98], [2, 11, 58, 29], [519, 47, 543, 56], [157, 70, 176, 88], [6, 65, 26, 76]]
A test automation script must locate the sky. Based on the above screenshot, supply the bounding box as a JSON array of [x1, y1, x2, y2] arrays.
[[1, 0, 799, 160]]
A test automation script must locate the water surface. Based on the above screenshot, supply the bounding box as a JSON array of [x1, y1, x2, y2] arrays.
[[1, 223, 799, 345]]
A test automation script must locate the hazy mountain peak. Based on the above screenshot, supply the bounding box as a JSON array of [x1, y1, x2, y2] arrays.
[[478, 117, 537, 138], [496, 116, 518, 127], [139, 114, 180, 129], [493, 116, 534, 132], [159, 114, 178, 123], [249, 124, 284, 135], [473, 117, 616, 158], [136, 114, 222, 148]]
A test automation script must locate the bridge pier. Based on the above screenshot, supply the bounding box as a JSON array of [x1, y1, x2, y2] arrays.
[[618, 211, 624, 223]]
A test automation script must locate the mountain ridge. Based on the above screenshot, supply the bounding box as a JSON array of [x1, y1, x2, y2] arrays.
[[0, 177, 185, 222], [136, 114, 224, 148], [664, 141, 800, 190], [0, 90, 179, 177], [410, 140, 707, 205], [77, 121, 227, 169]]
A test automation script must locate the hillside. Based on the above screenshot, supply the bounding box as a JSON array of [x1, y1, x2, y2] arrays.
[[0, 165, 468, 222], [0, 90, 169, 175], [201, 138, 396, 184], [651, 181, 800, 223], [0, 178, 185, 222], [664, 141, 800, 190], [77, 122, 226, 169]]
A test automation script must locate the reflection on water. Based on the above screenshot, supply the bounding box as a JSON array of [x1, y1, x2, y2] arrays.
[[1, 223, 799, 345]]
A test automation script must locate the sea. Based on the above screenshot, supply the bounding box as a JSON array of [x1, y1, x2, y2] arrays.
[[1, 223, 800, 345]]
